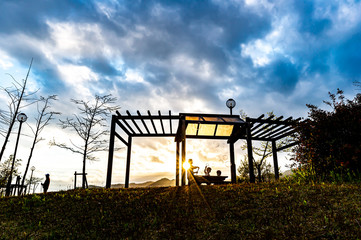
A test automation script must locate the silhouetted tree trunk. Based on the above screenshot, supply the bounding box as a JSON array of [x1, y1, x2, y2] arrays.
[[0, 59, 37, 162], [19, 95, 59, 194], [50, 95, 120, 188]]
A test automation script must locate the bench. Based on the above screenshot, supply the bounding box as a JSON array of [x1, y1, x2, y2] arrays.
[[192, 175, 228, 185]]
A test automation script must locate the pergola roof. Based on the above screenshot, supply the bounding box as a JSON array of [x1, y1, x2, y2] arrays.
[[114, 110, 299, 145], [175, 113, 245, 142]]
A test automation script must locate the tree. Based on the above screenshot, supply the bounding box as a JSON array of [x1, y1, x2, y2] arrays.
[[239, 111, 294, 182], [19, 95, 60, 194], [294, 89, 361, 180], [0, 59, 37, 162], [50, 95, 120, 188], [237, 156, 274, 183], [0, 155, 21, 187]]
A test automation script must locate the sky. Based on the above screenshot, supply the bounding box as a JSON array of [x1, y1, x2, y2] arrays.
[[0, 0, 360, 192]]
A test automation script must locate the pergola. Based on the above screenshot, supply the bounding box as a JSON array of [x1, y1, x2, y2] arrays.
[[106, 110, 299, 188]]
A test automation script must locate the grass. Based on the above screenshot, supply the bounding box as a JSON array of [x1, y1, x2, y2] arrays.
[[1, 183, 361, 239]]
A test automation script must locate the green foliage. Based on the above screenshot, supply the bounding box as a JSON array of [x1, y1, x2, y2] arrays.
[[1, 184, 361, 239], [294, 90, 361, 181]]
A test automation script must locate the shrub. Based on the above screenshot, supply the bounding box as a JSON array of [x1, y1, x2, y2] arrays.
[[294, 90, 361, 181]]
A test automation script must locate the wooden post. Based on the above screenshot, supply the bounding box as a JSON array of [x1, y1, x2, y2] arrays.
[[229, 142, 236, 183], [125, 136, 132, 188], [272, 140, 279, 180], [176, 141, 180, 186], [74, 171, 77, 189], [106, 115, 116, 188], [181, 138, 186, 186], [246, 122, 255, 183]]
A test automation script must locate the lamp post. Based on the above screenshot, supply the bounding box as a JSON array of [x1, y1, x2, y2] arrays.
[[29, 166, 35, 194], [5, 113, 27, 196], [226, 98, 236, 115]]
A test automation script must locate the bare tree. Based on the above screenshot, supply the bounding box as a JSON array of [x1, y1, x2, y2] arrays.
[[240, 111, 294, 182], [0, 59, 37, 162], [50, 95, 120, 188], [19, 95, 60, 194]]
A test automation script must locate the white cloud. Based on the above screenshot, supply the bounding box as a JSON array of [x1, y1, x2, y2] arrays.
[[57, 64, 99, 97], [241, 15, 297, 67], [0, 50, 13, 70]]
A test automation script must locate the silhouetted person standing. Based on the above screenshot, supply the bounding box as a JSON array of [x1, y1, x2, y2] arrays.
[[41, 174, 50, 193]]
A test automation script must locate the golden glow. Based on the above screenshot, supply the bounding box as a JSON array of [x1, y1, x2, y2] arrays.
[[198, 124, 216, 136], [186, 123, 198, 135], [215, 125, 234, 136], [183, 162, 190, 170]]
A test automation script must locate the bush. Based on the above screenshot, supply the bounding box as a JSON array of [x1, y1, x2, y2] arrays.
[[294, 90, 361, 181]]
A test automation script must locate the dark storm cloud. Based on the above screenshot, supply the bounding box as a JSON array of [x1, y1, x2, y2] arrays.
[[266, 58, 299, 93], [1, 0, 361, 113], [294, 0, 332, 35], [334, 31, 361, 79], [0, 0, 95, 37]]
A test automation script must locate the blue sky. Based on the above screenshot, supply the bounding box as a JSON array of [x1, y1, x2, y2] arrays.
[[1, 0, 360, 191]]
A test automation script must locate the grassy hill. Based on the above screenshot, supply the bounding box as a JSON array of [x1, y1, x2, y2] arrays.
[[1, 183, 361, 239]]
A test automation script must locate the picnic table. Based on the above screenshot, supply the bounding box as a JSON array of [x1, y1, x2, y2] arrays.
[[192, 175, 228, 185]]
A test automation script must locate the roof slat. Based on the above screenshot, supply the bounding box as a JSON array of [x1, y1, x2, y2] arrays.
[[158, 110, 165, 134], [148, 110, 158, 134], [127, 110, 143, 134], [116, 111, 136, 135], [169, 110, 172, 134], [252, 116, 283, 137], [137, 110, 150, 134]]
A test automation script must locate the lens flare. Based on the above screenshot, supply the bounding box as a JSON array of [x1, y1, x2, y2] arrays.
[[183, 162, 190, 170]]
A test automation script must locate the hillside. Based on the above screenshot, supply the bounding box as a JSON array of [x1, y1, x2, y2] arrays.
[[111, 178, 175, 188], [1, 183, 361, 239]]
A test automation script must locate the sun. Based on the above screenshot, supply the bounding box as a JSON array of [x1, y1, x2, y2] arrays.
[[183, 162, 190, 171]]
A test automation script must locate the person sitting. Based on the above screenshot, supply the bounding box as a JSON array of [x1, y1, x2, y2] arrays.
[[216, 170, 221, 176], [204, 166, 212, 176]]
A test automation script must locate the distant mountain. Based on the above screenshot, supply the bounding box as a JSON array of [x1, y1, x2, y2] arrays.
[[148, 178, 175, 187], [111, 178, 175, 188]]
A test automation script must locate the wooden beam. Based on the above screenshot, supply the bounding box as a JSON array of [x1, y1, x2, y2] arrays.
[[272, 140, 279, 180], [159, 110, 165, 134], [277, 141, 300, 152], [148, 110, 158, 134], [127, 110, 143, 134], [115, 119, 132, 136], [169, 110, 173, 134], [114, 132, 128, 146], [137, 110, 150, 134], [273, 129, 296, 140], [246, 123, 255, 183], [119, 118, 136, 135], [251, 116, 282, 137], [229, 142, 236, 183], [249, 115, 273, 131], [106, 115, 116, 188], [125, 136, 132, 188], [176, 141, 180, 186], [116, 112, 135, 135], [181, 138, 186, 186], [253, 117, 292, 139]]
